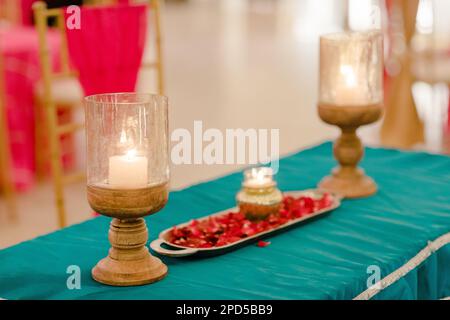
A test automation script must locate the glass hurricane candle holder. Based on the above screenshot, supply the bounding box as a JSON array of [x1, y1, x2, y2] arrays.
[[318, 31, 383, 198], [85, 93, 169, 286], [236, 167, 282, 220]]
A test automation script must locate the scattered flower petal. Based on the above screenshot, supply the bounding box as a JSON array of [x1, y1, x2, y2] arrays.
[[168, 193, 333, 248], [257, 240, 271, 247]]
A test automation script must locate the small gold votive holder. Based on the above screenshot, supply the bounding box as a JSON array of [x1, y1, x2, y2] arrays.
[[236, 167, 283, 220]]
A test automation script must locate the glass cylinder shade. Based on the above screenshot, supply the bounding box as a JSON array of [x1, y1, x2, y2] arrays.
[[319, 30, 383, 107], [85, 93, 169, 218]]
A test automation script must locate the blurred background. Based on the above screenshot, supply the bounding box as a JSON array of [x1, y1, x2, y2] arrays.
[[1, 0, 450, 248]]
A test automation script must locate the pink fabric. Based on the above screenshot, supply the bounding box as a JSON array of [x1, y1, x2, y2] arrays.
[[64, 4, 147, 96], [0, 26, 60, 191], [20, 0, 36, 26]]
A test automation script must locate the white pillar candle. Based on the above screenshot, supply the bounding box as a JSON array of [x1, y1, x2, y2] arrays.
[[108, 149, 148, 189], [334, 64, 368, 105]]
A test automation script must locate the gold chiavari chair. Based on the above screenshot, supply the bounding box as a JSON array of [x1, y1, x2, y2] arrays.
[[84, 0, 120, 5], [0, 53, 17, 220], [33, 0, 164, 228], [381, 0, 424, 149], [33, 1, 84, 228]]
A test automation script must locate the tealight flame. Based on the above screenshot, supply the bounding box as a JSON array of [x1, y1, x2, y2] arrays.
[[251, 167, 272, 182], [256, 169, 266, 182]]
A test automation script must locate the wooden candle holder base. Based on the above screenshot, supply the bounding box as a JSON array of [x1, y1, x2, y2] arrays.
[[92, 218, 167, 286], [318, 103, 382, 199], [319, 167, 377, 199]]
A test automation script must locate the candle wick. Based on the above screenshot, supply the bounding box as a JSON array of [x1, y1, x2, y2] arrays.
[[120, 129, 127, 144]]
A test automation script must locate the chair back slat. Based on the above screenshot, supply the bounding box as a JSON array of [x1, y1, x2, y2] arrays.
[[0, 53, 17, 220], [55, 11, 72, 75], [34, 1, 75, 228], [152, 0, 164, 94]]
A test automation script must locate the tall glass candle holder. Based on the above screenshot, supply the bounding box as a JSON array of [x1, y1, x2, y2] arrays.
[[318, 31, 383, 198], [236, 167, 282, 220], [85, 93, 169, 286]]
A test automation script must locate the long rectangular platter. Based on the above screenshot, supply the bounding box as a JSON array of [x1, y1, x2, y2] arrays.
[[150, 189, 341, 258]]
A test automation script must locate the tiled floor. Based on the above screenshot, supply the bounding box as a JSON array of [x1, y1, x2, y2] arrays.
[[0, 0, 411, 248]]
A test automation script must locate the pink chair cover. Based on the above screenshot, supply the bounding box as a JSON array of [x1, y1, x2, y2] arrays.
[[64, 4, 147, 96], [0, 26, 61, 191], [20, 0, 36, 25]]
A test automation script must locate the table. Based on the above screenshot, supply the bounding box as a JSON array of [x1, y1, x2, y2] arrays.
[[0, 142, 449, 300], [0, 26, 60, 191]]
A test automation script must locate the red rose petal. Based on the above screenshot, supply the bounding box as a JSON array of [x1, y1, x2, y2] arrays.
[[168, 193, 333, 248], [257, 240, 271, 247]]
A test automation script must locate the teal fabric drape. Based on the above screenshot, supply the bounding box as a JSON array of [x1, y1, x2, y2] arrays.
[[0, 142, 449, 300]]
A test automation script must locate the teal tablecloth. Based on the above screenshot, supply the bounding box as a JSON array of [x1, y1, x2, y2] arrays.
[[1, 142, 450, 300]]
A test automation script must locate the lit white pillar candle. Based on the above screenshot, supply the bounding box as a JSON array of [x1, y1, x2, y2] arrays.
[[334, 64, 368, 105], [108, 149, 148, 189]]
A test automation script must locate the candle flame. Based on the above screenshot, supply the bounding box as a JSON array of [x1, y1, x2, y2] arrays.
[[125, 149, 137, 160]]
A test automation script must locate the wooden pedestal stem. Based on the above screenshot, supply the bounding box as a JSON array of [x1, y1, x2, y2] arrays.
[[92, 218, 167, 286], [318, 103, 382, 199]]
